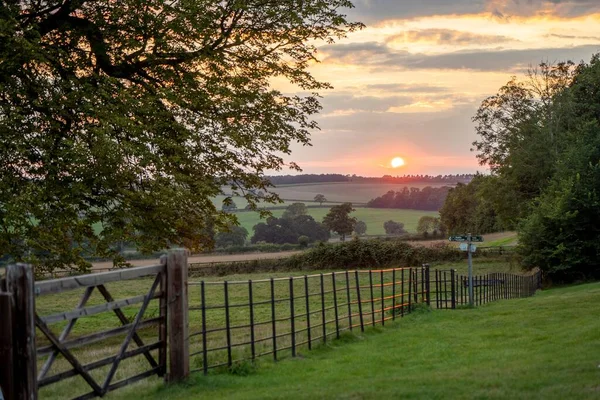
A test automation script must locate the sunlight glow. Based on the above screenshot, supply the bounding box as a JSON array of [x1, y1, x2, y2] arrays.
[[391, 157, 405, 168]]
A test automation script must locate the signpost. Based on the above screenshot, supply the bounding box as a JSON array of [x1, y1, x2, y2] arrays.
[[449, 233, 483, 306]]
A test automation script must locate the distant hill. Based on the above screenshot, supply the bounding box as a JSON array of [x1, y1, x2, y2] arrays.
[[266, 173, 474, 186]]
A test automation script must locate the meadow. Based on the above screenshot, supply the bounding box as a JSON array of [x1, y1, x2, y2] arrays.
[[109, 281, 600, 400], [233, 207, 440, 236], [36, 257, 512, 399], [216, 181, 452, 208]]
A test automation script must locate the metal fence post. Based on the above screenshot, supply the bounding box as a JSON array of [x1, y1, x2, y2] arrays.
[[166, 249, 189, 382], [6, 263, 37, 400]]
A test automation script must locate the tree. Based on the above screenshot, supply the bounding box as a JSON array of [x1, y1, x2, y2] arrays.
[[215, 225, 248, 248], [314, 194, 327, 205], [383, 220, 406, 235], [354, 221, 367, 236], [222, 200, 238, 212], [251, 215, 329, 244], [518, 55, 600, 281], [0, 1, 362, 271], [282, 203, 308, 220], [416, 216, 437, 235], [322, 203, 356, 241]]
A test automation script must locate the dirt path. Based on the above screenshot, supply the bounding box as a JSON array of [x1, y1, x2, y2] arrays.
[[91, 250, 302, 271]]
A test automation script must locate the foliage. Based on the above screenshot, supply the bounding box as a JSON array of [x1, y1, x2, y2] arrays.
[[314, 194, 327, 205], [367, 186, 451, 211], [439, 175, 503, 235], [354, 220, 367, 236], [416, 216, 445, 236], [251, 215, 329, 245], [0, 0, 362, 272], [518, 56, 600, 281], [298, 235, 310, 248], [215, 225, 248, 248], [322, 203, 357, 241], [471, 61, 578, 226], [281, 203, 308, 220], [383, 220, 406, 235], [222, 200, 238, 212]]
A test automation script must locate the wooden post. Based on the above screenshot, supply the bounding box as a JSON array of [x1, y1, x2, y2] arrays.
[[166, 250, 189, 382], [6, 264, 37, 400], [0, 293, 15, 400], [158, 255, 168, 378]]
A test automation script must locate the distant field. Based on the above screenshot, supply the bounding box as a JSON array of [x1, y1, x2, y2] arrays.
[[215, 182, 452, 209], [212, 195, 340, 210], [269, 182, 452, 204], [233, 207, 439, 236]]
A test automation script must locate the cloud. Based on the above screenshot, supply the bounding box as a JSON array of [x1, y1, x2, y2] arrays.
[[386, 29, 517, 46], [345, 0, 600, 25], [546, 33, 600, 40], [319, 94, 414, 116], [365, 83, 449, 93], [319, 42, 600, 72]]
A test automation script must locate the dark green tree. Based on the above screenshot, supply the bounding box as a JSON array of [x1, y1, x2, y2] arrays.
[[282, 203, 308, 220], [354, 220, 367, 236], [518, 56, 600, 281], [383, 220, 406, 235], [222, 200, 238, 212], [323, 203, 356, 241], [0, 1, 362, 271], [215, 225, 248, 248], [314, 194, 327, 205]]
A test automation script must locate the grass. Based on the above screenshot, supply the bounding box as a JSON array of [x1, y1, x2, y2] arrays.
[[233, 207, 439, 235], [107, 281, 600, 400], [37, 257, 529, 399]]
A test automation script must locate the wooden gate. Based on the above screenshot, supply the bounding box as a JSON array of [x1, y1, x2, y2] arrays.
[[0, 250, 189, 400]]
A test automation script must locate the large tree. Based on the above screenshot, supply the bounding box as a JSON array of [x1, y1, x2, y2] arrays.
[[322, 203, 356, 241], [0, 1, 361, 271]]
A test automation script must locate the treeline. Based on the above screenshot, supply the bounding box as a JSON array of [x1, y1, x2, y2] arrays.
[[266, 174, 473, 186], [440, 56, 600, 282], [367, 186, 451, 210]]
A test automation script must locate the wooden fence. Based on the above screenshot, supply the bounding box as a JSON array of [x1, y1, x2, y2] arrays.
[[0, 250, 189, 400], [187, 266, 430, 373]]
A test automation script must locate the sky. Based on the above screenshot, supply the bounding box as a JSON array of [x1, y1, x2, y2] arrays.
[[276, 0, 600, 176]]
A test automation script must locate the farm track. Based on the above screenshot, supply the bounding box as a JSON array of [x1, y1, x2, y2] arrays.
[[90, 251, 303, 271]]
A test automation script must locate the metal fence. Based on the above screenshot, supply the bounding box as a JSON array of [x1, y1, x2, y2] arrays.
[[431, 269, 542, 308], [188, 266, 430, 373]]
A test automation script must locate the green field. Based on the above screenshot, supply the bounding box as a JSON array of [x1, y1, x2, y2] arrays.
[[108, 281, 600, 400], [270, 182, 450, 204], [216, 182, 452, 209], [233, 207, 439, 235]]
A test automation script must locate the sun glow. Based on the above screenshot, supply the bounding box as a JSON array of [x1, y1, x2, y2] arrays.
[[391, 157, 405, 168]]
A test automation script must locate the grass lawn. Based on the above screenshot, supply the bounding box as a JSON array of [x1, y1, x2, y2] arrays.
[[108, 281, 600, 400], [233, 207, 439, 235]]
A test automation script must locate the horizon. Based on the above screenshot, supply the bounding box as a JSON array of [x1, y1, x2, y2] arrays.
[[272, 0, 600, 176]]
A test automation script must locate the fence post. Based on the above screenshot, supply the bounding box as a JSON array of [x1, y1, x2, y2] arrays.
[[6, 264, 37, 400], [450, 269, 456, 309], [0, 292, 15, 400], [166, 249, 189, 382], [423, 264, 431, 307]]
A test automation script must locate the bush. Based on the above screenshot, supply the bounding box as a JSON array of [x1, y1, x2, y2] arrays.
[[298, 235, 310, 248]]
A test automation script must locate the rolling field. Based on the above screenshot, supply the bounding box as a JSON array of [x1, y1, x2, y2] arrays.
[[270, 182, 451, 204], [216, 182, 452, 209], [233, 207, 439, 235], [109, 281, 600, 400]]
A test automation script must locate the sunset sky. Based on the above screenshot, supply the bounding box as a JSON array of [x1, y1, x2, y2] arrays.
[[278, 0, 600, 176]]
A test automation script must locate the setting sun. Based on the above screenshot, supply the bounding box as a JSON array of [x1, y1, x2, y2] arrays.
[[391, 157, 405, 168]]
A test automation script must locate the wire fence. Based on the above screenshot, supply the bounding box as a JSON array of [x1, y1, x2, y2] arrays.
[[188, 266, 430, 373]]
